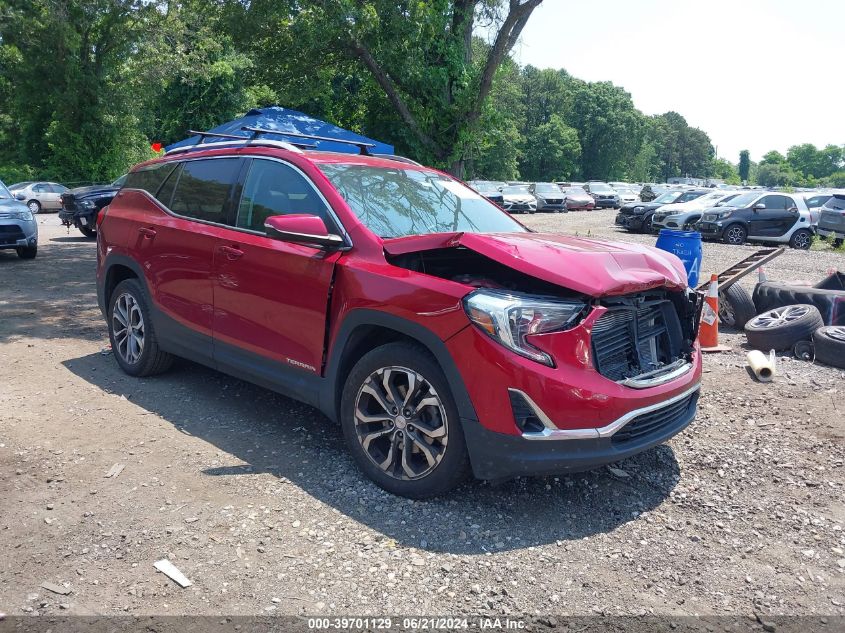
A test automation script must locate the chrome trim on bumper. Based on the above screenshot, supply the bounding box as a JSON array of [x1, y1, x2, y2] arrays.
[[512, 382, 701, 441], [618, 359, 693, 389]]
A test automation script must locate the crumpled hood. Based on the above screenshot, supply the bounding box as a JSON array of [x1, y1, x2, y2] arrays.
[[383, 232, 688, 297]]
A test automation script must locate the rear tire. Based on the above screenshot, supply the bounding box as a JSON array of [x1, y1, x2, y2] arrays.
[[789, 228, 812, 250], [719, 284, 756, 329], [340, 342, 471, 499], [744, 304, 824, 351], [812, 326, 845, 369], [108, 279, 173, 377], [79, 225, 96, 238], [16, 245, 37, 259], [27, 200, 41, 214]]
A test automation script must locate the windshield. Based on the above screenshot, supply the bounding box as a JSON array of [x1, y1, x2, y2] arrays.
[[502, 185, 529, 195], [588, 183, 613, 193], [319, 164, 526, 239], [654, 191, 682, 204], [565, 187, 587, 195], [8, 182, 31, 191], [472, 182, 499, 193], [715, 193, 741, 206], [112, 175, 127, 187], [678, 191, 706, 203], [721, 192, 759, 208], [0, 180, 11, 199], [534, 184, 560, 193]]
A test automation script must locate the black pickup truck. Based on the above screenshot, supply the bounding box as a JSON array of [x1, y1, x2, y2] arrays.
[[59, 175, 125, 237]]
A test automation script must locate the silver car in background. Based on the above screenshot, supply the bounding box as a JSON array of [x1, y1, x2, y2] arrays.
[[0, 179, 38, 259], [500, 184, 537, 214], [8, 181, 69, 214]]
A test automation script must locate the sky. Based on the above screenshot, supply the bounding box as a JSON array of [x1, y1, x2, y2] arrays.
[[506, 0, 843, 163]]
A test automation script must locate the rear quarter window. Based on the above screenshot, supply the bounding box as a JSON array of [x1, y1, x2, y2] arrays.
[[125, 162, 179, 199]]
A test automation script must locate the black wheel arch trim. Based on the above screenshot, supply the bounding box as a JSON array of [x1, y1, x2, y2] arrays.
[[320, 309, 478, 425], [98, 254, 150, 317]]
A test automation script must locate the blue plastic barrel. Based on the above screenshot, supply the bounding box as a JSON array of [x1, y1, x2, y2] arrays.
[[655, 229, 702, 287]]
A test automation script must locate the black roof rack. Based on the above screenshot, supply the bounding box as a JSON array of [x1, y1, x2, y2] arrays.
[[241, 126, 375, 155], [186, 129, 315, 149]]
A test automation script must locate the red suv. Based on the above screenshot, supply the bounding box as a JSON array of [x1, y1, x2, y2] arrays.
[[96, 135, 703, 498]]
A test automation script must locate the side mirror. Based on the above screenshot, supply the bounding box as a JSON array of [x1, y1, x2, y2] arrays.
[[264, 214, 346, 250], [753, 203, 766, 211], [15, 192, 26, 201]]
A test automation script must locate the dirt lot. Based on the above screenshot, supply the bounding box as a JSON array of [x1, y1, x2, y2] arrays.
[[1, 212, 843, 621]]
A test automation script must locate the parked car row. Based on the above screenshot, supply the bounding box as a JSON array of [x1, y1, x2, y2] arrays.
[[614, 187, 841, 251]]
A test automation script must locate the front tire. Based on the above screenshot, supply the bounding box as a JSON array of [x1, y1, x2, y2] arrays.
[[16, 245, 37, 259], [108, 279, 173, 377], [340, 342, 470, 498], [723, 223, 747, 245], [79, 225, 96, 238]]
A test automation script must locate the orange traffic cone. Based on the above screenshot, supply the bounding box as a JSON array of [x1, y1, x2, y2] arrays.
[[700, 274, 730, 353]]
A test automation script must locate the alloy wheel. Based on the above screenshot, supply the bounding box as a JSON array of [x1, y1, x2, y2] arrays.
[[792, 231, 811, 249], [726, 226, 745, 244], [353, 366, 448, 481], [748, 305, 812, 329], [112, 292, 145, 364], [718, 297, 736, 327]]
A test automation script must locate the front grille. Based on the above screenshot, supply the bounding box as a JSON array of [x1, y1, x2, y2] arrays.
[[61, 193, 77, 211], [611, 391, 698, 446], [592, 296, 684, 382], [0, 226, 25, 245], [543, 199, 562, 204]]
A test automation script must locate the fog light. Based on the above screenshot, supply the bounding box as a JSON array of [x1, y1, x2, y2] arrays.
[[509, 390, 546, 434]]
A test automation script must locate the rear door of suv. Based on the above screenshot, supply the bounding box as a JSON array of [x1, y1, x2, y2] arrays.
[[211, 156, 343, 384], [124, 157, 243, 362]]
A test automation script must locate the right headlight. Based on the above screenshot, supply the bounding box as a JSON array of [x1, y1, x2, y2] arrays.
[[9, 209, 33, 221], [463, 290, 587, 366]]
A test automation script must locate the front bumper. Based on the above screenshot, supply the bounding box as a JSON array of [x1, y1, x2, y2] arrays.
[[0, 219, 38, 249], [616, 212, 646, 230], [502, 202, 536, 213], [462, 385, 699, 480], [696, 221, 724, 239], [593, 198, 619, 208], [536, 200, 567, 212], [447, 309, 702, 480], [566, 200, 595, 210]]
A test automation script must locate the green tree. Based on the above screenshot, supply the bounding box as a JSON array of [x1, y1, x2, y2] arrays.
[[711, 158, 740, 184], [225, 0, 545, 176], [520, 114, 581, 181], [568, 80, 642, 180], [738, 150, 750, 182]]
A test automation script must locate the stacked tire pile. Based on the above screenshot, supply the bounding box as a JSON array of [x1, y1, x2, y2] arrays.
[[715, 273, 845, 370]]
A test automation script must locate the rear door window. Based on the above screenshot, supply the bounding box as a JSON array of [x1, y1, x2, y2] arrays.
[[235, 159, 333, 233], [169, 158, 241, 224]]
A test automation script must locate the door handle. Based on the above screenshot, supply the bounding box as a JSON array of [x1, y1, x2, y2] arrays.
[[219, 245, 244, 260], [138, 227, 156, 239]]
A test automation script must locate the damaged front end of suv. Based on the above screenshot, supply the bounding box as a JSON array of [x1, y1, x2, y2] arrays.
[[381, 231, 703, 481]]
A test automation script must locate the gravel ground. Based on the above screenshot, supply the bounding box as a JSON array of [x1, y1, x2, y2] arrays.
[[0, 213, 843, 621]]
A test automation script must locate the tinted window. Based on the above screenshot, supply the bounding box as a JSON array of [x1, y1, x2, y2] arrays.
[[236, 159, 331, 232], [170, 158, 241, 223], [822, 195, 845, 211], [760, 195, 790, 210], [125, 162, 179, 199], [805, 195, 831, 208], [319, 164, 525, 239], [156, 163, 182, 207]]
